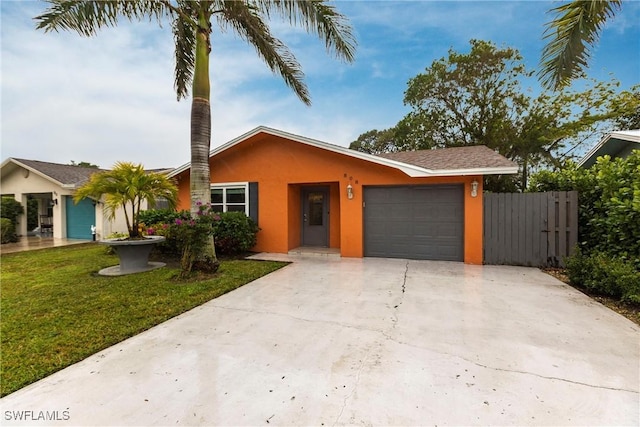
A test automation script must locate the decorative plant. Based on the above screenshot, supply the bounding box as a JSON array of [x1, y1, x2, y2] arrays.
[[167, 202, 219, 276], [74, 162, 178, 239]]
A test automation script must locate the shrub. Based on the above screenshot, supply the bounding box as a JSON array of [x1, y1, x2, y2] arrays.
[[142, 206, 259, 273], [566, 248, 640, 303], [0, 218, 18, 244], [528, 152, 640, 260], [1, 198, 24, 227], [170, 213, 217, 274], [139, 209, 190, 227], [212, 212, 259, 255]]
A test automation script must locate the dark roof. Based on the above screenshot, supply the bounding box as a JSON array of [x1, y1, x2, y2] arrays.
[[377, 145, 517, 171], [12, 158, 104, 186]]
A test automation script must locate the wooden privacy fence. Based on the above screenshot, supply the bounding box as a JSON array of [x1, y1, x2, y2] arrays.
[[483, 191, 578, 267]]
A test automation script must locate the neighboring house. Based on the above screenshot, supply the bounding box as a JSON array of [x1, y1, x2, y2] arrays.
[[578, 129, 640, 168], [0, 158, 163, 240], [170, 126, 518, 264]]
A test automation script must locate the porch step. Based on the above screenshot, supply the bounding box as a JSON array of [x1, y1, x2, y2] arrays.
[[287, 247, 341, 259]]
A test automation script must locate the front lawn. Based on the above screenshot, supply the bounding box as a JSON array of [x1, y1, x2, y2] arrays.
[[0, 244, 286, 397]]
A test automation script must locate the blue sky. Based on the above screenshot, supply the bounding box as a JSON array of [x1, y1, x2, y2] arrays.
[[2, 0, 639, 169]]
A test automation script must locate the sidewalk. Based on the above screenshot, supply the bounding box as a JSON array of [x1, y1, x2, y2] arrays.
[[0, 235, 92, 254]]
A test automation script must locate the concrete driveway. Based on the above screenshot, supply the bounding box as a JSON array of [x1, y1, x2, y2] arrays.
[[1, 256, 638, 426]]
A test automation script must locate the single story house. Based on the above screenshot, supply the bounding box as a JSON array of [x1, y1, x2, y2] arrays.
[[0, 158, 169, 240], [170, 126, 518, 264], [578, 129, 640, 168]]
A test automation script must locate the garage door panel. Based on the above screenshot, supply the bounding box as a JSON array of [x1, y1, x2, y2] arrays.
[[66, 197, 95, 240], [389, 205, 412, 221], [388, 222, 412, 236], [364, 185, 464, 261]]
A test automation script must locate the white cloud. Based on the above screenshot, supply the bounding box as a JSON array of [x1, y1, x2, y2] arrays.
[[2, 1, 638, 172]]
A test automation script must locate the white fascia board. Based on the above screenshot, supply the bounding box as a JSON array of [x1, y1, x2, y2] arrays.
[[577, 133, 612, 167], [168, 126, 519, 178], [611, 129, 640, 142], [5, 158, 66, 187], [578, 130, 640, 167], [424, 166, 520, 176], [168, 126, 432, 178]]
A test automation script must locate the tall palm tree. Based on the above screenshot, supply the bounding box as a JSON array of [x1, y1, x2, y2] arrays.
[[539, 0, 622, 90], [74, 161, 179, 238], [35, 0, 356, 266]]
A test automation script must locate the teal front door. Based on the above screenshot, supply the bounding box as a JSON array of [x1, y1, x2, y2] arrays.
[[66, 197, 94, 239]]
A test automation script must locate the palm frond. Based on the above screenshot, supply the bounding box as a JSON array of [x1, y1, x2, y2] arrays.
[[173, 14, 197, 100], [35, 0, 169, 36], [219, 1, 310, 105], [539, 0, 622, 90], [255, 0, 356, 62]]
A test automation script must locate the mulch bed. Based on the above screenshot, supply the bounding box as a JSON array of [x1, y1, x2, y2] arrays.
[[543, 268, 640, 326]]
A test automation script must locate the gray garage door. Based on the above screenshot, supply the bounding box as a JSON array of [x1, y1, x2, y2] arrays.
[[364, 185, 464, 261]]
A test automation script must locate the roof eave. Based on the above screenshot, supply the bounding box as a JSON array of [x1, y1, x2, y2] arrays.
[[169, 126, 435, 178], [409, 166, 519, 177], [578, 130, 640, 168], [168, 126, 519, 179], [3, 158, 66, 187]]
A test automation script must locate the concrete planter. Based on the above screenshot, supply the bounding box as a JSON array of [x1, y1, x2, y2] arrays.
[[98, 235, 166, 276]]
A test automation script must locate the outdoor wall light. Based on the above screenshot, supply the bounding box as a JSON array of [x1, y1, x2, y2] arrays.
[[470, 180, 479, 198], [50, 199, 58, 206], [347, 183, 354, 200]]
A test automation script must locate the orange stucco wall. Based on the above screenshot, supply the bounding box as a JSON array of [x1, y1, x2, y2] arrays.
[[175, 133, 485, 264]]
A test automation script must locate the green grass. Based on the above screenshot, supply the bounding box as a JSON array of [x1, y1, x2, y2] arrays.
[[0, 244, 286, 397]]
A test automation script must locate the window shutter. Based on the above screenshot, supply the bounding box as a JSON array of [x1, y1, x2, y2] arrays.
[[249, 182, 258, 225]]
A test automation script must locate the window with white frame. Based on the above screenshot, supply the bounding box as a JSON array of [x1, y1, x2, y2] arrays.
[[210, 183, 249, 215]]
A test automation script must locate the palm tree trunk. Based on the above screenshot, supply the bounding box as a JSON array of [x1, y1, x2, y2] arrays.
[[190, 9, 218, 267]]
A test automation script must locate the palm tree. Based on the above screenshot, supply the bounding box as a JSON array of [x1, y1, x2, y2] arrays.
[[35, 0, 356, 266], [539, 0, 622, 90], [74, 162, 178, 238]]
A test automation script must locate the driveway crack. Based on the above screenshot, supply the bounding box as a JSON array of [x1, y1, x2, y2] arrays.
[[390, 261, 409, 330], [209, 304, 387, 336], [332, 343, 373, 426], [376, 336, 638, 395], [469, 361, 639, 394], [401, 261, 408, 295]]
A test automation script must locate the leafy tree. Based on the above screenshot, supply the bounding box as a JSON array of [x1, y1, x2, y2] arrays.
[[351, 40, 638, 190], [35, 0, 356, 269], [74, 162, 178, 239], [611, 87, 640, 130], [349, 129, 399, 155], [539, 0, 623, 90], [70, 161, 99, 169]]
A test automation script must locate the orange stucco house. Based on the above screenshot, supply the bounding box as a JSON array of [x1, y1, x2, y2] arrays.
[[170, 127, 518, 264]]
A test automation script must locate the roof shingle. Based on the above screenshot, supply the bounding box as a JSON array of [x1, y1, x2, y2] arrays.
[[12, 158, 104, 186], [377, 145, 517, 171]]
